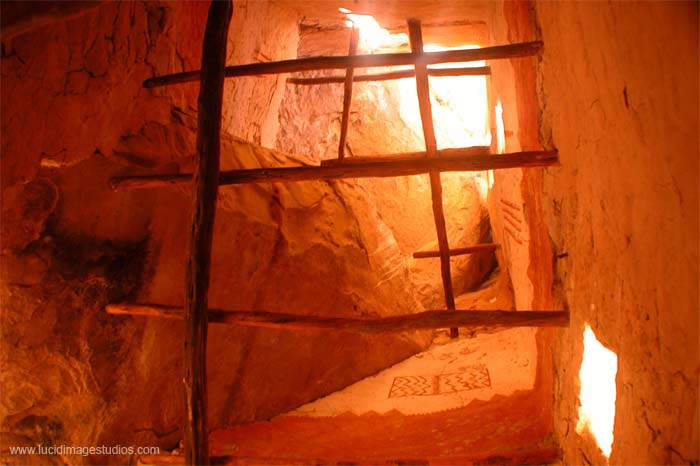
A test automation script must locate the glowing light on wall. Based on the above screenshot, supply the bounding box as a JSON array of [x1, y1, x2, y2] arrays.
[[576, 324, 618, 458], [494, 101, 506, 155], [338, 10, 491, 150], [397, 45, 491, 149], [340, 9, 407, 51]]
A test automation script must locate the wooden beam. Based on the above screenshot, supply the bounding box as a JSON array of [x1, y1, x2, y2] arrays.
[[408, 20, 437, 156], [320, 146, 490, 166], [287, 66, 491, 85], [408, 18, 458, 339], [338, 27, 359, 160], [110, 150, 558, 190], [183, 2, 231, 465], [142, 41, 542, 88], [137, 447, 559, 465], [413, 243, 501, 259], [107, 303, 570, 332], [136, 455, 230, 465]]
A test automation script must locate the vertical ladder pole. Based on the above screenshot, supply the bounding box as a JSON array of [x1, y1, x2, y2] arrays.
[[338, 26, 360, 160], [407, 18, 459, 339], [183, 1, 232, 465]]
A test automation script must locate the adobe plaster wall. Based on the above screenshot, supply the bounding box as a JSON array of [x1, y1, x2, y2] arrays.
[[488, 2, 699, 463], [482, 2, 557, 452], [535, 2, 699, 464]]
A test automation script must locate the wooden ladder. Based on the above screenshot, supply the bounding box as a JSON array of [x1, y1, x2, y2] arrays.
[[107, 2, 566, 464]]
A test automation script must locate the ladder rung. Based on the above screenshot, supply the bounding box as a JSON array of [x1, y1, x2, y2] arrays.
[[110, 149, 558, 190], [107, 303, 570, 332], [320, 146, 490, 166], [413, 243, 501, 259], [143, 42, 542, 88], [287, 65, 492, 85], [408, 18, 456, 337]]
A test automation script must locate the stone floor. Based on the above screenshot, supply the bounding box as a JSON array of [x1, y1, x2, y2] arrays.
[[289, 327, 537, 417], [201, 327, 553, 465]]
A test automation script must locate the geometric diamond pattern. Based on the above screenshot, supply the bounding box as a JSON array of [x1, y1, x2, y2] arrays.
[[388, 375, 435, 398], [388, 364, 491, 398], [439, 364, 491, 394]]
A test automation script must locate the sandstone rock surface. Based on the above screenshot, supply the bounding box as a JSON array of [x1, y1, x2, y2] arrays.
[[0, 3, 437, 464], [276, 23, 497, 310]]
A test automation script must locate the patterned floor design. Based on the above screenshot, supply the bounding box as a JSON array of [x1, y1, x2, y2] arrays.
[[288, 327, 536, 416], [388, 364, 491, 398]]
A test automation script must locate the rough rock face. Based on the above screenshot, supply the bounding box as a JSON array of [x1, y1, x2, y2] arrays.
[[0, 235, 149, 466], [406, 183, 495, 309], [221, 1, 299, 146], [138, 122, 432, 429], [276, 25, 496, 310], [1, 178, 59, 251], [0, 2, 432, 464]]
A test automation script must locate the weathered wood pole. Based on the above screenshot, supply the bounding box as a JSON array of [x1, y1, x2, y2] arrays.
[[109, 150, 558, 190], [408, 18, 459, 338], [338, 26, 359, 160], [287, 66, 491, 85], [107, 303, 570, 332], [413, 243, 501, 259], [183, 1, 232, 464], [142, 41, 542, 88]]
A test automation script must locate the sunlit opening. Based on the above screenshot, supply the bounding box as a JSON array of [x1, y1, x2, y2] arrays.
[[576, 324, 618, 458], [341, 10, 408, 51], [339, 11, 491, 150], [395, 44, 490, 149]]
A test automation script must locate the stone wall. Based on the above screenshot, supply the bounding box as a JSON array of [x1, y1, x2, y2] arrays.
[[0, 2, 432, 464], [535, 2, 699, 464], [483, 0, 556, 452], [276, 19, 496, 310], [488, 2, 699, 463]]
